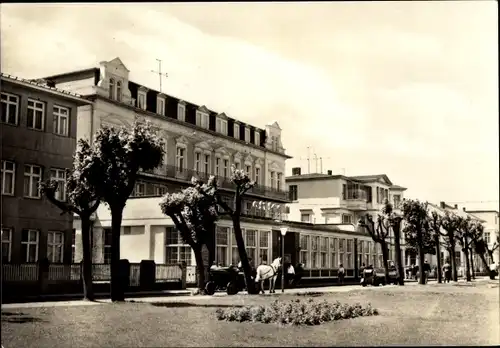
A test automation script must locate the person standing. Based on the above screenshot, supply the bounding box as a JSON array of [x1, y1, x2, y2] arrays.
[[360, 263, 366, 278], [423, 260, 431, 284], [443, 260, 451, 283], [338, 264, 345, 285]]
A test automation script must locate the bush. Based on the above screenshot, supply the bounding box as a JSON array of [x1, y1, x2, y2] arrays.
[[215, 298, 378, 325]]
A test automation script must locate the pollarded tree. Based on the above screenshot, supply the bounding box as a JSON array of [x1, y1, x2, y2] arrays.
[[85, 120, 165, 301], [40, 139, 100, 301], [440, 211, 461, 282], [428, 211, 443, 283], [401, 199, 431, 285], [215, 166, 258, 294], [456, 216, 473, 281], [378, 201, 405, 285], [159, 176, 219, 293], [358, 202, 392, 285], [474, 233, 499, 279]]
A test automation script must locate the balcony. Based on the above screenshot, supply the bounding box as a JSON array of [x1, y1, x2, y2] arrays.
[[342, 189, 368, 211], [141, 164, 289, 201]]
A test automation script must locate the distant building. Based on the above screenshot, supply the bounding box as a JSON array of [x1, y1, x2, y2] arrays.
[[285, 168, 407, 266], [1, 73, 92, 264], [464, 209, 499, 265]]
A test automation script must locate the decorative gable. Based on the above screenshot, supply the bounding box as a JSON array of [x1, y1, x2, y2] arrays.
[[194, 141, 213, 151], [244, 154, 254, 164], [215, 146, 231, 157], [255, 157, 264, 166], [197, 105, 210, 113], [176, 135, 189, 146], [233, 151, 243, 160], [108, 57, 130, 72], [217, 112, 228, 120]]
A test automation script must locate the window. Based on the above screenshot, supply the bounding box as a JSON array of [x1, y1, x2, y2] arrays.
[[338, 239, 344, 266], [484, 232, 490, 244], [231, 230, 245, 265], [216, 118, 228, 135], [311, 236, 319, 268], [259, 231, 270, 264], [320, 237, 328, 268], [53, 105, 70, 136], [372, 241, 377, 267], [245, 165, 251, 178], [289, 185, 298, 201], [233, 124, 240, 139], [245, 127, 251, 142], [116, 81, 122, 102], [165, 227, 191, 265], [176, 146, 185, 171], [215, 157, 221, 176], [104, 229, 112, 264], [271, 136, 279, 151], [234, 160, 241, 170], [134, 181, 146, 197], [330, 238, 338, 268], [245, 201, 252, 215], [138, 92, 146, 110], [1, 92, 19, 125], [214, 226, 229, 266], [299, 234, 309, 268], [277, 173, 282, 191], [223, 159, 229, 177], [255, 167, 261, 185], [177, 103, 185, 122], [157, 97, 165, 115], [196, 112, 209, 129], [27, 99, 45, 130], [203, 154, 210, 173], [364, 241, 370, 266], [50, 168, 66, 201], [270, 171, 276, 189], [1, 160, 15, 195], [24, 165, 42, 198], [154, 184, 167, 196], [393, 194, 401, 208], [21, 229, 39, 262], [194, 152, 201, 172], [2, 227, 12, 263], [342, 214, 352, 224], [109, 78, 115, 99], [47, 231, 64, 263], [255, 131, 260, 146], [301, 213, 311, 223], [71, 229, 76, 263], [246, 229, 257, 263], [346, 239, 353, 268]]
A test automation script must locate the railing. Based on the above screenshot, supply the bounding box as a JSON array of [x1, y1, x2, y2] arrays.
[[2, 262, 185, 285], [141, 164, 289, 201]]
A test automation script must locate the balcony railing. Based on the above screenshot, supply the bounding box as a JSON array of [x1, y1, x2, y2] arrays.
[[141, 164, 289, 201]]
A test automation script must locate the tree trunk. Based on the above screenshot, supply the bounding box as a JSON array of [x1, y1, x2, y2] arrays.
[[477, 251, 496, 279], [463, 246, 471, 282], [192, 244, 206, 292], [232, 216, 257, 294], [449, 238, 458, 282], [110, 206, 125, 302], [393, 226, 404, 286], [469, 248, 475, 280], [434, 233, 442, 284], [381, 242, 390, 284], [80, 216, 95, 301], [448, 247, 457, 282]]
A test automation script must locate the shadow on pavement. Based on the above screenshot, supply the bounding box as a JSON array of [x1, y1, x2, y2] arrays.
[[1, 311, 48, 324], [149, 302, 245, 308]]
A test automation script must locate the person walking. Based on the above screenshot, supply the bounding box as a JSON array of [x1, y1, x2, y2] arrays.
[[338, 264, 345, 285]]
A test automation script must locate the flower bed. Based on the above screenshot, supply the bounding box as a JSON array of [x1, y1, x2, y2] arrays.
[[215, 298, 378, 325]]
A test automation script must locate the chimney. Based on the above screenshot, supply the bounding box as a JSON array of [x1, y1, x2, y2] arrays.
[[454, 204, 458, 209], [292, 167, 301, 176], [440, 201, 445, 209], [327, 170, 332, 175]]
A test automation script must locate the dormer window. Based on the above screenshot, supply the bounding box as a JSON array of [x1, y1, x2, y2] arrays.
[[255, 131, 261, 146], [245, 127, 251, 142], [116, 81, 122, 102], [233, 123, 240, 140], [177, 102, 186, 122], [196, 111, 209, 129], [109, 78, 115, 99], [216, 116, 228, 135], [137, 89, 147, 110], [157, 95, 166, 116]]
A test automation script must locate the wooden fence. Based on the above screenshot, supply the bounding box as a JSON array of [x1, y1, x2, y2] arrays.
[[1, 261, 187, 301]]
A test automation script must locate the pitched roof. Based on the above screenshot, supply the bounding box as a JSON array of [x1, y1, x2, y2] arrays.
[[348, 174, 393, 186]]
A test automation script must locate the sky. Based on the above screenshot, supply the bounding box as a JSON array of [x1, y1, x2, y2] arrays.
[[1, 1, 498, 211]]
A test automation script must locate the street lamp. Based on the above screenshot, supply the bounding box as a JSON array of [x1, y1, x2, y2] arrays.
[[280, 227, 288, 293]]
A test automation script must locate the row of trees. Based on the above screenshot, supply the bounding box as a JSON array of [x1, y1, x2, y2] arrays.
[[359, 199, 498, 286], [42, 121, 261, 300]]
